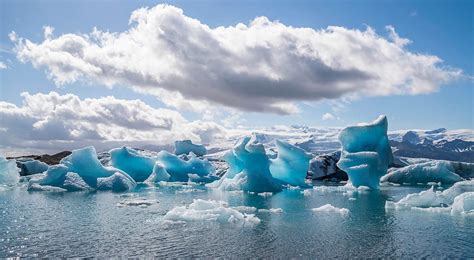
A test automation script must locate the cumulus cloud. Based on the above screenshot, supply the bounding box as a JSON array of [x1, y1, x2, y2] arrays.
[[11, 4, 461, 114], [0, 61, 7, 69], [322, 113, 336, 121], [0, 92, 227, 155]]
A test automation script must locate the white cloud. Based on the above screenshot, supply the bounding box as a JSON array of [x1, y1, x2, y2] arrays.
[[0, 61, 7, 69], [322, 113, 336, 121], [11, 4, 461, 114], [0, 92, 227, 155]]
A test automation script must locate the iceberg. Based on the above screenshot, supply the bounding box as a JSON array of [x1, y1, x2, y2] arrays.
[[110, 147, 156, 182], [145, 163, 171, 183], [216, 137, 282, 193], [156, 151, 215, 182], [18, 159, 49, 176], [174, 140, 207, 156], [337, 115, 393, 189], [164, 199, 260, 226], [385, 179, 474, 210], [312, 204, 350, 217], [269, 140, 311, 187], [29, 146, 136, 192], [381, 160, 473, 185], [0, 156, 20, 185], [451, 192, 474, 215]]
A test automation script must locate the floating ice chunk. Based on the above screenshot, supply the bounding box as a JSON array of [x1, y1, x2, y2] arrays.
[[270, 140, 311, 187], [62, 172, 92, 191], [312, 204, 350, 217], [381, 160, 470, 185], [258, 208, 283, 214], [385, 180, 474, 210], [337, 115, 393, 189], [28, 183, 67, 192], [156, 151, 215, 182], [97, 172, 136, 192], [164, 199, 261, 226], [110, 147, 156, 182], [117, 198, 158, 207], [145, 163, 171, 183], [0, 156, 20, 185], [309, 151, 347, 181], [302, 189, 311, 196], [174, 140, 207, 156], [451, 192, 474, 215], [18, 160, 49, 176], [29, 146, 136, 192], [232, 206, 257, 213]]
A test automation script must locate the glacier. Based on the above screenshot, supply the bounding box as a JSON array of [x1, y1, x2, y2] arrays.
[[337, 115, 393, 189], [0, 156, 20, 185], [381, 160, 474, 185], [174, 140, 207, 156], [28, 146, 136, 192], [269, 139, 311, 187]]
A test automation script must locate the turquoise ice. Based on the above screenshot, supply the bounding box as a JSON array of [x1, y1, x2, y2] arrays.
[[155, 151, 215, 182], [28, 146, 136, 192], [110, 146, 156, 182], [337, 115, 393, 189], [270, 139, 311, 187], [0, 156, 19, 185]]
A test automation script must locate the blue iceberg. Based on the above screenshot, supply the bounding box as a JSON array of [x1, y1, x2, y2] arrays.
[[0, 156, 20, 185], [337, 115, 393, 189], [175, 140, 207, 156], [145, 163, 171, 183], [210, 137, 283, 193], [29, 146, 136, 192], [155, 151, 215, 182], [381, 160, 473, 185], [18, 159, 49, 176], [110, 147, 156, 182], [270, 139, 311, 187]]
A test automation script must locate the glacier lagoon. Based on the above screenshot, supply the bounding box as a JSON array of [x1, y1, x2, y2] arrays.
[[1, 183, 473, 258]]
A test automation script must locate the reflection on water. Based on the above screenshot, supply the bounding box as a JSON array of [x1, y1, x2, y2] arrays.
[[1, 184, 473, 258]]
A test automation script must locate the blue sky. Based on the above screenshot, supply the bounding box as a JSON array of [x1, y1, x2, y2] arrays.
[[0, 0, 473, 132]]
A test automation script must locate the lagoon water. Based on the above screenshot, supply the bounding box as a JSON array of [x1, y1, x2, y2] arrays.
[[1, 183, 473, 258]]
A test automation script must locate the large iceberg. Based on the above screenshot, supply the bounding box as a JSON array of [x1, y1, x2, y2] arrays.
[[381, 160, 473, 185], [110, 147, 156, 182], [0, 156, 20, 185], [269, 139, 311, 187], [210, 137, 283, 193], [337, 115, 393, 189], [174, 140, 207, 156], [28, 146, 136, 192], [155, 151, 215, 182]]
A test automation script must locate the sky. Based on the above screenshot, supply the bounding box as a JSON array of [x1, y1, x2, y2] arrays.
[[0, 0, 473, 154]]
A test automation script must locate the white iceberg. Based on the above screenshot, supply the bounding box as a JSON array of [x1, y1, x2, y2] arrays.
[[381, 160, 473, 185], [312, 204, 350, 217], [164, 199, 260, 226], [337, 115, 393, 189]]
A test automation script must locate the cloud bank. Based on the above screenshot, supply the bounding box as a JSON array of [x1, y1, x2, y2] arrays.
[[0, 92, 226, 155], [11, 4, 461, 114]]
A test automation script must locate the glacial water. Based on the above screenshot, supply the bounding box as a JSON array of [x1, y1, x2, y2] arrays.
[[1, 183, 473, 258]]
